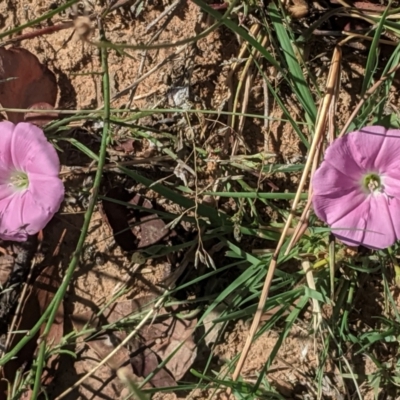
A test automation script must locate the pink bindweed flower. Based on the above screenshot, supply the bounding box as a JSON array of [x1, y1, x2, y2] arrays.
[[0, 121, 64, 241], [312, 126, 400, 250]]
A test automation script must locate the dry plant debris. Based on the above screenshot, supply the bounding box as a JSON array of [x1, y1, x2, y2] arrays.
[[0, 264, 63, 398], [0, 48, 57, 123], [101, 187, 171, 252], [72, 295, 197, 389]]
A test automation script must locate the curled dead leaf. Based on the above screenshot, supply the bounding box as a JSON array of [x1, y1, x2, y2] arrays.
[[0, 47, 57, 123], [74, 16, 93, 42], [130, 194, 170, 248]]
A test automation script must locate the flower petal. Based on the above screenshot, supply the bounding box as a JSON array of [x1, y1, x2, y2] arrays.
[[0, 174, 63, 241], [387, 197, 400, 240], [312, 189, 366, 225], [347, 126, 387, 171], [331, 194, 395, 249], [312, 159, 360, 196], [363, 195, 395, 249], [0, 184, 15, 201], [10, 122, 60, 176], [22, 174, 64, 234], [321, 133, 363, 179], [374, 128, 400, 174], [0, 193, 28, 241], [329, 203, 368, 247], [381, 175, 400, 198]]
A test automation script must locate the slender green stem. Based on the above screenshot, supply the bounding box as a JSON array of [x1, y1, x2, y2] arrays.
[[5, 25, 110, 397], [0, 0, 80, 42], [203, 192, 307, 199]]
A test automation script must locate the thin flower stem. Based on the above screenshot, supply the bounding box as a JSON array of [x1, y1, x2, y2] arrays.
[[9, 23, 110, 397]]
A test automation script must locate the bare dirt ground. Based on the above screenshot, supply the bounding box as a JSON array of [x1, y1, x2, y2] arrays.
[[0, 0, 399, 399]]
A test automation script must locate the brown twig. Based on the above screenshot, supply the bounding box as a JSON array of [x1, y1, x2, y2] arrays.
[[0, 21, 75, 46], [230, 46, 343, 384], [0, 1, 130, 46]]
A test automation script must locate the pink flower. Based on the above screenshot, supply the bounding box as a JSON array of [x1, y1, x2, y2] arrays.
[[312, 126, 400, 250], [0, 121, 64, 241]]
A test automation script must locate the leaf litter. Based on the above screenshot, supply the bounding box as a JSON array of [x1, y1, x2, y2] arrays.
[[0, 264, 63, 399], [72, 295, 197, 389], [101, 187, 171, 252], [0, 47, 57, 124]]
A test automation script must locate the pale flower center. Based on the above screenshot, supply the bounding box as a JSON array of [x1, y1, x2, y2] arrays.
[[362, 173, 382, 194], [9, 171, 29, 191]]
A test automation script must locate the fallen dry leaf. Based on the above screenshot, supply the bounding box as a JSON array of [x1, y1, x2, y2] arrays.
[[1, 283, 39, 395], [0, 47, 57, 123], [24, 102, 59, 127], [115, 139, 135, 154], [71, 314, 140, 380], [130, 193, 169, 248], [129, 345, 177, 388], [103, 296, 197, 382], [329, 0, 387, 12], [73, 295, 197, 388], [101, 188, 169, 252], [2, 265, 63, 393]]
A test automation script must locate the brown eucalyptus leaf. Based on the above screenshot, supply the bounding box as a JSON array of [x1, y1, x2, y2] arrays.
[[3, 284, 39, 385], [24, 102, 58, 127], [0, 47, 57, 123], [101, 188, 169, 252], [105, 296, 197, 381], [130, 347, 176, 388], [71, 313, 140, 396], [129, 194, 168, 248], [73, 296, 197, 386], [72, 314, 133, 373], [72, 310, 174, 388], [115, 139, 135, 154], [140, 311, 197, 381]]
